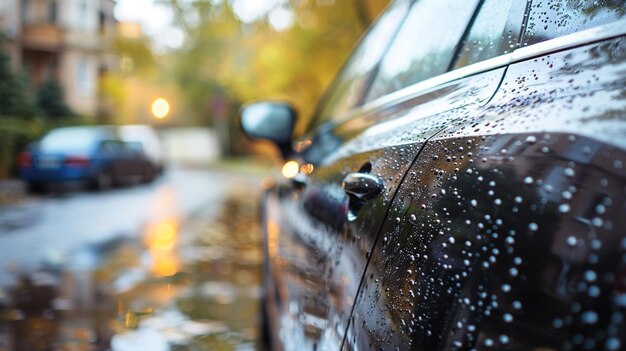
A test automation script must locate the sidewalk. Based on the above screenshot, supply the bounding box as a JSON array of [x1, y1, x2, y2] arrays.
[[0, 179, 25, 207]]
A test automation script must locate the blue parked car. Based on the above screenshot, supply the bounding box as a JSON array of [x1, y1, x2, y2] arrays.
[[19, 126, 156, 192]]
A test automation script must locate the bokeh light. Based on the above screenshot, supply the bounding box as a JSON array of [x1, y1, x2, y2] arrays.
[[281, 161, 299, 178], [151, 98, 170, 119]]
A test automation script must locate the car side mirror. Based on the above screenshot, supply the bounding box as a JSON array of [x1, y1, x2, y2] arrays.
[[240, 101, 296, 158]]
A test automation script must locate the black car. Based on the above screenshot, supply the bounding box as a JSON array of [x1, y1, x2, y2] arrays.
[[241, 0, 626, 350]]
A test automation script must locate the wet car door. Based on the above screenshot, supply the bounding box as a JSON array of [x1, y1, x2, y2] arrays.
[[347, 2, 626, 350], [262, 0, 520, 349], [261, 3, 410, 348]]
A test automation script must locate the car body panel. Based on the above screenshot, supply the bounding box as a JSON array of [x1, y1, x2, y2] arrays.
[[346, 36, 626, 350]]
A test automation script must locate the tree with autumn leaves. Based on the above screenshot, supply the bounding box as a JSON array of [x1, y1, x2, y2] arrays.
[[105, 0, 389, 155], [166, 0, 389, 150]]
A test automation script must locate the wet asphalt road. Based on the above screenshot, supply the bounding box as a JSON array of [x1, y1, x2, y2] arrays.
[[0, 166, 264, 351]]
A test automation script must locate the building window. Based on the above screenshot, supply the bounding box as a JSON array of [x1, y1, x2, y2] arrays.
[[78, 0, 88, 30], [21, 0, 30, 23], [76, 56, 91, 96], [49, 0, 58, 24], [99, 11, 106, 34]]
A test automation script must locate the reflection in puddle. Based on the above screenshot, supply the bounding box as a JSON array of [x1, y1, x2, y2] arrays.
[[0, 186, 261, 351], [145, 219, 180, 277]]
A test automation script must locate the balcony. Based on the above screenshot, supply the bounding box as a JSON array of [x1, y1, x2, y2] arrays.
[[21, 23, 106, 53], [64, 30, 104, 52], [21, 23, 63, 52]]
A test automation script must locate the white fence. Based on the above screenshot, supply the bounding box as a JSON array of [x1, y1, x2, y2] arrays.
[[159, 128, 222, 166]]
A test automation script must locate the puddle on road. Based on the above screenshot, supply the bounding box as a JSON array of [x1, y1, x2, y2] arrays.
[[0, 185, 262, 351]]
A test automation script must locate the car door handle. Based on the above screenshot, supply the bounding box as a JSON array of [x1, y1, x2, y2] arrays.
[[342, 172, 383, 201]]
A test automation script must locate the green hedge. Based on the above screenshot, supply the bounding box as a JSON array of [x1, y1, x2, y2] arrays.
[[0, 118, 42, 178]]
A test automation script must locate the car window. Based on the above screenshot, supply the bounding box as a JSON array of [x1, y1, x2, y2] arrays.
[[99, 140, 123, 153], [40, 128, 101, 153], [365, 0, 480, 101], [523, 0, 626, 46], [309, 0, 412, 131], [454, 0, 525, 69]]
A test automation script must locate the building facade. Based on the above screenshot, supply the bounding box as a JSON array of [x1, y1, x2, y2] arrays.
[[0, 0, 117, 117]]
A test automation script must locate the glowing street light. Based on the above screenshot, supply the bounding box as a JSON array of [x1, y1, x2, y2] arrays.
[[282, 161, 299, 179], [151, 98, 170, 119]]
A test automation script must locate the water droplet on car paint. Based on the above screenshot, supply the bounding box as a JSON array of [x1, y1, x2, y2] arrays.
[[509, 267, 519, 277], [470, 199, 478, 207], [605, 338, 621, 350], [528, 223, 538, 232], [588, 286, 600, 297], [567, 236, 577, 247], [524, 176, 534, 184], [584, 270, 597, 282], [564, 168, 575, 177], [592, 217, 603, 227], [581, 311, 598, 324], [591, 239, 602, 250], [503, 313, 514, 323], [553, 318, 563, 328], [559, 204, 570, 213]]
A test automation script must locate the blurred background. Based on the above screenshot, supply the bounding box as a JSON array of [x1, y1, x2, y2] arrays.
[[0, 0, 389, 350], [0, 0, 389, 168]]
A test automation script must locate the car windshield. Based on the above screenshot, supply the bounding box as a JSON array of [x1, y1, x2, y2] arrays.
[[40, 128, 103, 153]]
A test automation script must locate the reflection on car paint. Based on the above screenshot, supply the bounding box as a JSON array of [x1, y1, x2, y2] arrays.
[[345, 37, 626, 351]]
